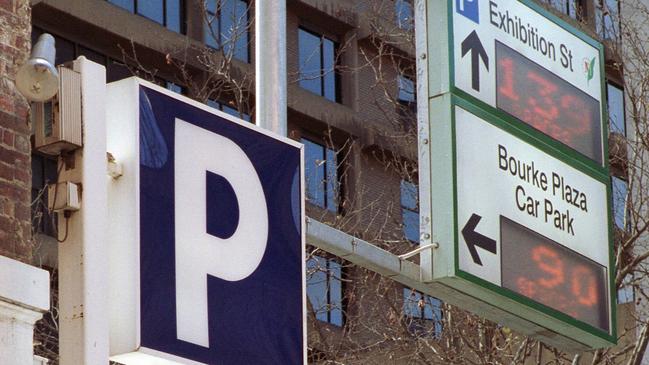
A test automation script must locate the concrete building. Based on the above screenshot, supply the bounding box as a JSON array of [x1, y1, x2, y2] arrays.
[[0, 0, 640, 363]]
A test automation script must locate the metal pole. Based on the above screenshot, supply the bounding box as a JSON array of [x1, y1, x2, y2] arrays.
[[58, 57, 109, 365], [255, 0, 287, 136]]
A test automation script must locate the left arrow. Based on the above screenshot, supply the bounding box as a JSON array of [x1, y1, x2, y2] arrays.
[[461, 30, 489, 92], [461, 213, 497, 266]]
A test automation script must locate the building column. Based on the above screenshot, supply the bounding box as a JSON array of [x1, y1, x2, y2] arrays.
[[0, 254, 50, 365]]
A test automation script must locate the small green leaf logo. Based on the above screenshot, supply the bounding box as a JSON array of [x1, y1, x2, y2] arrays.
[[585, 57, 596, 83]]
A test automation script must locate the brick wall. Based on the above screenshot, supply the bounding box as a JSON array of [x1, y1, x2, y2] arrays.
[[0, 0, 32, 263]]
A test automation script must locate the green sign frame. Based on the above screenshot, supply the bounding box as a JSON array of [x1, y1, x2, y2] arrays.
[[419, 0, 616, 350]]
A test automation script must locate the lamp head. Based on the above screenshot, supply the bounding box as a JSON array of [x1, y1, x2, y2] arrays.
[[16, 33, 58, 102]]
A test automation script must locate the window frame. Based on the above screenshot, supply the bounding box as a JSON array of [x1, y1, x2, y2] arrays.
[[596, 0, 619, 40], [298, 27, 341, 103], [606, 81, 626, 136], [31, 153, 58, 238], [203, 0, 250, 63], [397, 74, 417, 129], [547, 0, 584, 19], [402, 288, 443, 337], [307, 255, 344, 326], [611, 175, 629, 231], [207, 99, 251, 122], [401, 179, 419, 244], [301, 137, 340, 212], [107, 0, 186, 34], [395, 0, 415, 30]]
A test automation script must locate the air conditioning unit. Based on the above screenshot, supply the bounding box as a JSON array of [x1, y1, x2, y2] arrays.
[[33, 65, 82, 155]]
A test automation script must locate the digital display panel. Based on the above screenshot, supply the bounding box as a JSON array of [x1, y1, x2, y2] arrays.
[[500, 216, 609, 332], [496, 42, 603, 164]]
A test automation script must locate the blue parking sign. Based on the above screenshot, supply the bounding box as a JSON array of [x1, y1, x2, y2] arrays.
[[456, 0, 480, 24], [108, 80, 305, 365]]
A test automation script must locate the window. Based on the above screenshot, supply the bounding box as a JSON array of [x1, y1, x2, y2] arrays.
[[298, 28, 339, 102], [618, 273, 634, 304], [607, 82, 625, 135], [207, 99, 251, 122], [548, 0, 581, 19], [398, 75, 416, 104], [107, 0, 184, 33], [395, 0, 414, 30], [398, 74, 416, 129], [401, 180, 419, 243], [612, 176, 628, 230], [166, 82, 185, 95], [302, 138, 339, 212], [596, 0, 618, 39], [307, 256, 343, 326], [204, 0, 250, 62], [403, 288, 442, 336], [31, 155, 58, 237]]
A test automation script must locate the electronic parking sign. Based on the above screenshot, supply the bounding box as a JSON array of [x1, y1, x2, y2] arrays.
[[419, 0, 614, 350], [106, 78, 305, 364]]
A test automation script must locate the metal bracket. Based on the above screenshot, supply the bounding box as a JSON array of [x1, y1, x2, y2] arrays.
[[398, 243, 438, 261]]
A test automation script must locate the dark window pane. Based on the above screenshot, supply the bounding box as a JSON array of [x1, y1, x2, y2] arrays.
[[400, 180, 417, 211], [618, 274, 634, 304], [398, 75, 415, 103], [307, 256, 329, 323], [108, 0, 135, 12], [329, 260, 343, 326], [31, 27, 42, 46], [166, 82, 184, 94], [55, 36, 75, 65], [568, 0, 578, 18], [207, 99, 221, 109], [307, 256, 343, 326], [221, 0, 249, 62], [204, 13, 220, 49], [303, 138, 326, 208], [302, 138, 338, 211], [612, 176, 627, 229], [78, 46, 106, 66], [206, 0, 217, 13], [31, 155, 44, 189], [232, 0, 249, 62], [597, 0, 618, 39], [221, 105, 251, 122], [549, 0, 567, 14], [607, 83, 625, 135], [325, 148, 338, 211], [137, 0, 164, 24], [107, 59, 132, 82], [322, 38, 336, 102], [401, 180, 418, 243], [166, 0, 182, 33], [31, 155, 58, 237], [298, 29, 323, 96], [403, 288, 422, 318], [403, 288, 443, 336], [402, 209, 419, 243], [395, 0, 414, 30]]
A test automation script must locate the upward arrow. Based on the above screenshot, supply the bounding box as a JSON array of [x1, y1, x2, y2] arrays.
[[461, 30, 489, 92], [461, 213, 497, 266]]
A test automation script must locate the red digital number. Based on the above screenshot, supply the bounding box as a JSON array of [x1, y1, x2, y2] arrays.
[[498, 57, 519, 101], [571, 265, 598, 307], [531, 245, 564, 288], [526, 71, 559, 127], [521, 245, 600, 314]]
